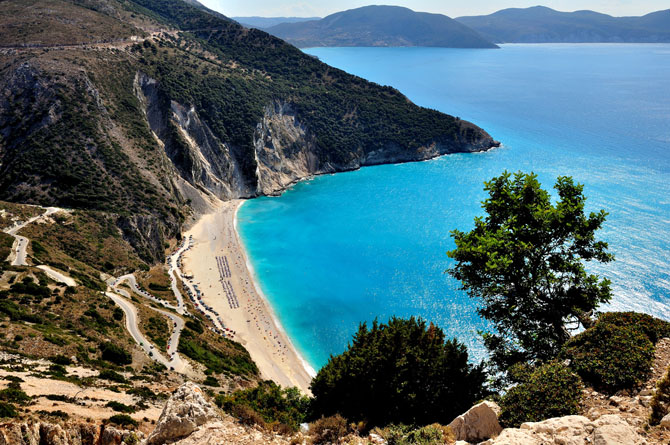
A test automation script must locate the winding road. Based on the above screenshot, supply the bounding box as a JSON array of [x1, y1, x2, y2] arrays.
[[105, 291, 173, 369], [114, 274, 185, 315], [5, 207, 60, 266], [1, 204, 190, 373], [109, 284, 188, 373]]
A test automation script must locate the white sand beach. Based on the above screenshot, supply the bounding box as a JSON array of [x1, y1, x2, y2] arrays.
[[181, 200, 315, 394]]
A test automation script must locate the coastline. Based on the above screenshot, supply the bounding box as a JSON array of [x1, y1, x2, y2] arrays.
[[181, 200, 314, 394]]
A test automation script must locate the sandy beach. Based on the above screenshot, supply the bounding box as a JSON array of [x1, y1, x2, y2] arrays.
[[182, 200, 314, 394]]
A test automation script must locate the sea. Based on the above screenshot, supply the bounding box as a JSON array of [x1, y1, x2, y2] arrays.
[[237, 44, 670, 371]]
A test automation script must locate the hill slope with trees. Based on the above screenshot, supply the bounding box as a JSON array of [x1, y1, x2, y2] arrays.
[[266, 5, 498, 48], [456, 6, 670, 43]]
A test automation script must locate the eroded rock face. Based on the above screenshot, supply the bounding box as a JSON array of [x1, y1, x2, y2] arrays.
[[483, 414, 644, 445], [448, 401, 502, 443], [0, 421, 101, 445], [145, 382, 221, 445]]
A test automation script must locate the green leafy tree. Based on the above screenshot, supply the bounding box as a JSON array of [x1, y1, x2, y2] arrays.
[[448, 172, 613, 371], [310, 317, 487, 427]]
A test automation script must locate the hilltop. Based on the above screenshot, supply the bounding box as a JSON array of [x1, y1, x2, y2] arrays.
[[0, 0, 498, 439], [233, 16, 321, 29], [265, 5, 498, 48], [456, 6, 670, 43]]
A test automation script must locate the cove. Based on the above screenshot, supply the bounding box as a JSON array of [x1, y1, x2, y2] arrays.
[[238, 44, 670, 370]]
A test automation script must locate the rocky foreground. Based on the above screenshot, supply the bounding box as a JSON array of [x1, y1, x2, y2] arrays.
[[3, 340, 670, 445]]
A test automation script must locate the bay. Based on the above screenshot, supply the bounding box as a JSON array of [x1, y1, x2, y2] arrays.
[[238, 44, 670, 370]]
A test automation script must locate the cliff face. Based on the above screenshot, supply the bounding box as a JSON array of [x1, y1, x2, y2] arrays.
[[0, 0, 499, 263]]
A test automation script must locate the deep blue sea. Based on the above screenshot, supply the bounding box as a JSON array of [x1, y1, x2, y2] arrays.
[[238, 44, 670, 371]]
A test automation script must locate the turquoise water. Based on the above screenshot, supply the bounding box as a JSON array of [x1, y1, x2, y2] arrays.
[[238, 44, 670, 370]]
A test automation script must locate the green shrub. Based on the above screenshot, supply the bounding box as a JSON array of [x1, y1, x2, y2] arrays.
[[107, 414, 138, 428], [374, 424, 455, 445], [650, 365, 670, 425], [0, 401, 18, 418], [99, 369, 128, 384], [310, 317, 487, 427], [100, 342, 132, 365], [203, 376, 219, 387], [0, 384, 31, 405], [51, 354, 73, 365], [499, 362, 583, 428], [561, 323, 654, 393], [106, 401, 135, 413], [309, 414, 349, 445], [216, 380, 310, 432], [597, 312, 670, 344]]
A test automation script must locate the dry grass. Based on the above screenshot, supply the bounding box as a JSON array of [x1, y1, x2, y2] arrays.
[[0, 0, 138, 47]]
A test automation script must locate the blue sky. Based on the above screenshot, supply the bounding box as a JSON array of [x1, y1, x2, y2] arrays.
[[199, 1, 669, 18]]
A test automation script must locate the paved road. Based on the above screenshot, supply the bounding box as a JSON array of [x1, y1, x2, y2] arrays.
[[153, 306, 187, 373], [37, 265, 77, 287], [114, 274, 185, 314], [5, 207, 61, 266], [110, 279, 188, 373], [106, 291, 171, 368]]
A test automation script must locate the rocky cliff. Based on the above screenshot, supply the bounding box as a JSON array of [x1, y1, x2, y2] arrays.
[[0, 0, 499, 265]]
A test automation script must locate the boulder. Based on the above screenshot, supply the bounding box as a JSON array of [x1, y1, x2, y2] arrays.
[[592, 415, 643, 445], [483, 414, 644, 445], [448, 401, 502, 442], [660, 412, 670, 428], [145, 382, 221, 445]]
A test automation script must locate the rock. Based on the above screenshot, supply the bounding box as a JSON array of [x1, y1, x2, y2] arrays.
[[448, 401, 502, 442], [145, 382, 221, 445], [660, 413, 670, 428], [592, 415, 643, 445], [485, 414, 644, 445], [100, 426, 124, 445], [609, 395, 626, 407]]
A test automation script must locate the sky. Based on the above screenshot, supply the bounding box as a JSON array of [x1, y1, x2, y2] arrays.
[[198, 0, 669, 18]]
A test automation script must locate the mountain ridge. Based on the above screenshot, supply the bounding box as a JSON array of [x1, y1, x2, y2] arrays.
[[456, 6, 670, 43], [265, 5, 498, 48], [0, 0, 498, 263]]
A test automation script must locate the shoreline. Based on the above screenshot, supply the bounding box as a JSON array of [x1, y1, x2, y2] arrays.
[[232, 203, 318, 379], [181, 200, 314, 394]]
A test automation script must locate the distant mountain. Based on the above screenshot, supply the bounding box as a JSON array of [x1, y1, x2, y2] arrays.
[[265, 5, 498, 48], [233, 16, 320, 29], [456, 6, 670, 43]]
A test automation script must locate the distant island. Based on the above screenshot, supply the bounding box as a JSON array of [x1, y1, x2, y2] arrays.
[[233, 16, 320, 29], [456, 6, 670, 43], [264, 5, 498, 48]]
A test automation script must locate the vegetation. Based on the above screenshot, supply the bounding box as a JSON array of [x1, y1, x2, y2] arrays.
[[0, 383, 31, 405], [308, 415, 350, 445], [372, 423, 456, 445], [596, 311, 670, 344], [650, 365, 670, 425], [178, 329, 257, 377], [106, 401, 136, 413], [107, 414, 138, 428], [0, 401, 18, 418], [561, 321, 654, 393], [99, 369, 129, 384], [310, 317, 487, 427], [100, 342, 132, 366], [448, 172, 613, 372], [216, 380, 310, 432], [499, 362, 583, 428]]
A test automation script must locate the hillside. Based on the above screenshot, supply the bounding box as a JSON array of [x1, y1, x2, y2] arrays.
[[456, 6, 670, 43], [0, 0, 498, 264], [265, 5, 498, 48], [233, 16, 321, 29]]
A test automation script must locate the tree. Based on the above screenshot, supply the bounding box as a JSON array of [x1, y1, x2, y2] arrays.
[[448, 172, 613, 371], [309, 317, 487, 427]]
